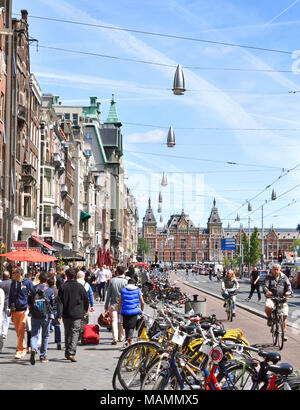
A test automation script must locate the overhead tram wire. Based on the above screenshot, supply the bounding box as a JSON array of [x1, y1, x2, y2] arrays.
[[122, 122, 300, 132], [249, 183, 300, 217], [20, 14, 295, 56], [36, 45, 300, 75], [124, 150, 281, 169], [263, 199, 300, 219], [224, 163, 300, 219]]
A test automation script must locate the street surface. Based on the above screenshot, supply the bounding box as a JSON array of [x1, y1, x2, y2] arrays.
[[171, 270, 300, 369], [0, 272, 300, 391]]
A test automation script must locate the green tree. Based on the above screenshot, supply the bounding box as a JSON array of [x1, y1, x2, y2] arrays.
[[249, 227, 261, 265], [241, 232, 250, 265], [138, 237, 150, 261], [290, 239, 300, 256]]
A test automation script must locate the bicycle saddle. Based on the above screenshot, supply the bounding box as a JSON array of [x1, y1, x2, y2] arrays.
[[201, 323, 226, 338], [258, 351, 281, 364], [266, 363, 293, 376]]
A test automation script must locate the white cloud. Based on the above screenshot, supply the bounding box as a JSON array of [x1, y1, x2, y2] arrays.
[[125, 129, 166, 143]]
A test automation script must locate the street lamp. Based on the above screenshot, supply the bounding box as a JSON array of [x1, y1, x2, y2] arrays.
[[167, 126, 176, 147], [161, 172, 168, 187], [172, 64, 186, 95]]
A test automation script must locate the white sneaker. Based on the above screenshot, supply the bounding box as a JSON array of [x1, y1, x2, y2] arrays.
[[15, 352, 22, 359]]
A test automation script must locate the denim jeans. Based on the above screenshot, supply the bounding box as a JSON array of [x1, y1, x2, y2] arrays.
[[52, 312, 61, 344], [222, 290, 236, 310], [30, 317, 51, 359]]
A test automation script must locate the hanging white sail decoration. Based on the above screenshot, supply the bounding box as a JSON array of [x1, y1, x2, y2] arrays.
[[160, 215, 163, 223], [159, 191, 163, 203], [158, 203, 162, 213]]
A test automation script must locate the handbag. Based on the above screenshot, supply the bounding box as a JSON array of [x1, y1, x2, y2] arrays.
[[98, 311, 112, 328]]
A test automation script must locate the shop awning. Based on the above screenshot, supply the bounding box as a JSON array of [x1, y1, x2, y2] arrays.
[[80, 211, 91, 221], [31, 235, 56, 251]]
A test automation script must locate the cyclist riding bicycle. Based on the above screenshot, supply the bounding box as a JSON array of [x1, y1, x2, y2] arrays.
[[264, 263, 292, 340], [221, 269, 239, 317]]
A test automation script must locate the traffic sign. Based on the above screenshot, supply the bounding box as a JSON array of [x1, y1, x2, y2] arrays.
[[221, 238, 236, 251]]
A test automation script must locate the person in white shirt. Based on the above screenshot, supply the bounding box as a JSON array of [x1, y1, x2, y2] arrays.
[[96, 265, 110, 302]]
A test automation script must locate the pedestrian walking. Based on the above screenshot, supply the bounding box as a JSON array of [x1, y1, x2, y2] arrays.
[[246, 266, 261, 302], [47, 276, 61, 350], [96, 265, 109, 302], [57, 268, 89, 362], [0, 270, 12, 351], [8, 268, 34, 359], [28, 272, 55, 364], [104, 266, 127, 345], [0, 288, 4, 351], [56, 268, 66, 290], [118, 278, 144, 347], [77, 271, 95, 344]]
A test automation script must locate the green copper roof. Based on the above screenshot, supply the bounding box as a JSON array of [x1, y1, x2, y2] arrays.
[[106, 94, 120, 124], [82, 96, 101, 119]]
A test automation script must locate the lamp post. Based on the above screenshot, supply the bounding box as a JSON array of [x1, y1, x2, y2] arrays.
[[261, 190, 276, 270]]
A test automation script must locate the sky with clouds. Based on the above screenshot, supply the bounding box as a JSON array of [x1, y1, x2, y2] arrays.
[[12, 0, 300, 230]]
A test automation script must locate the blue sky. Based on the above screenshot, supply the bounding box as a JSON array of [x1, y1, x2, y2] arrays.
[[12, 0, 300, 230]]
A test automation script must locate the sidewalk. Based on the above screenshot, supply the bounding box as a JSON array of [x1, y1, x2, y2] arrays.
[[0, 301, 122, 390]]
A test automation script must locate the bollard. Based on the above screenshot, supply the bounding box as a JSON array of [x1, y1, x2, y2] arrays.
[[185, 294, 206, 316]]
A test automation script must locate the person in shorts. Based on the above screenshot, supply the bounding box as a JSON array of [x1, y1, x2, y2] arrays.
[[264, 263, 292, 340]]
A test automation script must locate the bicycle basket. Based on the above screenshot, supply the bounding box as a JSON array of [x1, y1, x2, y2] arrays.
[[147, 321, 161, 339]]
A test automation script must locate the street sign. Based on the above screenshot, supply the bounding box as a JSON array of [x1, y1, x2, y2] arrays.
[[221, 238, 236, 251], [13, 241, 27, 250]]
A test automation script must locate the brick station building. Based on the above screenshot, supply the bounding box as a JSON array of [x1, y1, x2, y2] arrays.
[[141, 199, 298, 265]]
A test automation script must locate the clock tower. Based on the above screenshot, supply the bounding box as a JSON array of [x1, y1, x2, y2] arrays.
[[207, 199, 223, 262]]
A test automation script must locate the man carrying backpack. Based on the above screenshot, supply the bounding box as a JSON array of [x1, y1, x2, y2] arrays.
[[28, 272, 55, 365]]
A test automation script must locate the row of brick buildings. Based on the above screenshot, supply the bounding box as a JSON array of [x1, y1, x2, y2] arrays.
[[0, 5, 138, 266], [141, 198, 299, 265]]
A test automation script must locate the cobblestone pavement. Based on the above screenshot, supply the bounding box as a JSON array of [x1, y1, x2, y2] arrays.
[[0, 301, 121, 391]]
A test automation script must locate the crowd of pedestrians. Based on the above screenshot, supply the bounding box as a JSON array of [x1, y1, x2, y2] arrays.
[[0, 261, 147, 364]]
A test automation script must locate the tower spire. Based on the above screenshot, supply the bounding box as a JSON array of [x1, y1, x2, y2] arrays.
[[106, 93, 121, 126]]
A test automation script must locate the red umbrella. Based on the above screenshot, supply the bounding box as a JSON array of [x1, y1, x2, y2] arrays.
[[0, 249, 58, 262], [136, 262, 148, 267]]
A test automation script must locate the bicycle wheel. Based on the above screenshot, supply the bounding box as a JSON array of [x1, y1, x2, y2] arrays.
[[116, 341, 161, 390], [141, 357, 177, 390], [217, 361, 257, 390], [277, 315, 285, 351], [271, 314, 278, 346]]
